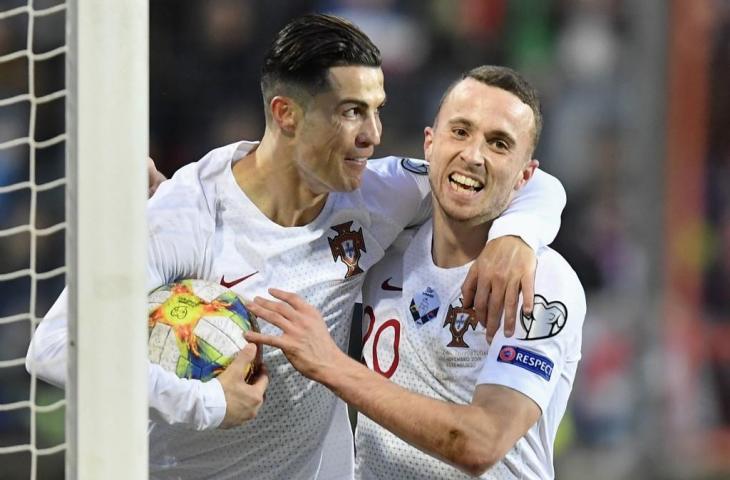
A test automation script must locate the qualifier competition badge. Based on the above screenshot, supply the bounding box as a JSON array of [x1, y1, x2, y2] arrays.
[[409, 287, 441, 326]]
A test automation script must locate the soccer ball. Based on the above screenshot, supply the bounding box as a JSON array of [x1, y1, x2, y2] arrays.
[[148, 279, 258, 382]]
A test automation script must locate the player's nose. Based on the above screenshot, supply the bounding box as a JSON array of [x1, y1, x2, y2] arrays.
[[459, 139, 485, 167], [356, 112, 382, 149]]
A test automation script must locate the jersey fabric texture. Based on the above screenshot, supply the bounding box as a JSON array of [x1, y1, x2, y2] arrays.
[[356, 220, 586, 480], [26, 141, 565, 479]]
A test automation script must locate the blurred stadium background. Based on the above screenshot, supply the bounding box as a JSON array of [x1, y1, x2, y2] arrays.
[[1, 0, 729, 478]]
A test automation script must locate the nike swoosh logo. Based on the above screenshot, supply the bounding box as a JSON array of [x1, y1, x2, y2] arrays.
[[381, 277, 402, 291], [220, 271, 259, 288]]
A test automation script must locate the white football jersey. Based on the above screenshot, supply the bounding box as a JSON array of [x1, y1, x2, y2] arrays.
[[145, 141, 433, 479], [27, 141, 566, 480], [356, 220, 586, 480]]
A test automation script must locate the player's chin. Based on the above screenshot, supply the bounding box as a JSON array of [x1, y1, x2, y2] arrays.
[[326, 178, 361, 193], [441, 202, 486, 224], [443, 209, 477, 223], [337, 171, 365, 191], [339, 178, 362, 192]]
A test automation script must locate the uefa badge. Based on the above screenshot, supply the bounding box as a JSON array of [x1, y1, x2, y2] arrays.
[[328, 221, 367, 279], [409, 286, 441, 326]]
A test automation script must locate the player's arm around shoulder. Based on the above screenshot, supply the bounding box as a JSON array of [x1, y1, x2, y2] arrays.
[[461, 169, 567, 344], [488, 168, 566, 252]]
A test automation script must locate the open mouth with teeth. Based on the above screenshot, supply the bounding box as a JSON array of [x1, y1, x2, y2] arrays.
[[345, 157, 368, 164], [448, 173, 484, 193]]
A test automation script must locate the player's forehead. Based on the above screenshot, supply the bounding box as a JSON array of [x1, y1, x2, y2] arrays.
[[319, 65, 386, 107], [439, 79, 534, 139]]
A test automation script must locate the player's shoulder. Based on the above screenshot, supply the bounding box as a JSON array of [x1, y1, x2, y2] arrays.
[[147, 141, 252, 236], [535, 247, 586, 312], [175, 141, 250, 185], [365, 156, 428, 180], [151, 141, 252, 204], [355, 156, 430, 218]]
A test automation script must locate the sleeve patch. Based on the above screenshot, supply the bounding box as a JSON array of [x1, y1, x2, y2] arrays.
[[519, 294, 567, 340], [400, 158, 428, 176], [497, 346, 554, 381]]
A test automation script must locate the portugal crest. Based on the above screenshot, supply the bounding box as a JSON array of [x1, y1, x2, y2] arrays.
[[328, 221, 366, 278], [443, 301, 479, 348]]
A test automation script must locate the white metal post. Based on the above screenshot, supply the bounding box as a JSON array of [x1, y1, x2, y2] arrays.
[[66, 0, 148, 478]]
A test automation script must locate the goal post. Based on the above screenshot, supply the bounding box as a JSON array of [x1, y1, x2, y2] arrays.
[[66, 0, 148, 478]]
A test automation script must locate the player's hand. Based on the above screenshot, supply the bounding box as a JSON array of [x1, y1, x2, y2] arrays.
[[461, 235, 536, 342], [217, 343, 269, 429], [244, 288, 343, 382], [148, 157, 167, 198]]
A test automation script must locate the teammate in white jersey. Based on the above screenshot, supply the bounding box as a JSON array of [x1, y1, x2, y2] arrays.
[[26, 15, 566, 480], [248, 65, 585, 479]]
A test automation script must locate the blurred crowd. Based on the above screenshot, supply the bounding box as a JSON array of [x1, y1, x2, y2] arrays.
[[1, 0, 729, 479]]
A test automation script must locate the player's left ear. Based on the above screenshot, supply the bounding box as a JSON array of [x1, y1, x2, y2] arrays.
[[513, 159, 539, 190], [270, 96, 301, 136], [423, 126, 434, 161]]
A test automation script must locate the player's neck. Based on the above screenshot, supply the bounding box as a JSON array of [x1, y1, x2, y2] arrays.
[[431, 206, 491, 269], [232, 134, 328, 227]]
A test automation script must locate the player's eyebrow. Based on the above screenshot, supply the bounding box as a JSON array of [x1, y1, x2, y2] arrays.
[[447, 117, 517, 146], [488, 130, 517, 147], [447, 117, 474, 128], [338, 94, 387, 109]]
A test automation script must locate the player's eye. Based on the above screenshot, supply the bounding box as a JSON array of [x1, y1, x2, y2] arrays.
[[452, 128, 468, 138], [489, 138, 510, 151], [343, 107, 360, 119]]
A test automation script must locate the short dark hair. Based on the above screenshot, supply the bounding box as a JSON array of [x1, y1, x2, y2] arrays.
[[261, 14, 381, 117], [436, 65, 543, 151]]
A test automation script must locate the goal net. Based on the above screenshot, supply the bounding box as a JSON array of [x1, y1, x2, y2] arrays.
[[0, 1, 148, 478]]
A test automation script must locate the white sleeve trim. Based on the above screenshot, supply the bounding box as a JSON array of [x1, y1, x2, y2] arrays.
[[148, 365, 227, 430], [476, 358, 559, 414], [488, 212, 544, 252]]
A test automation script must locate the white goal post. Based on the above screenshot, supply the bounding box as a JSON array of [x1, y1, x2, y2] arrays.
[[66, 0, 149, 478]]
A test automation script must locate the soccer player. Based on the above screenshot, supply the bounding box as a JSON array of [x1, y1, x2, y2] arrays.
[[247, 65, 585, 479], [26, 16, 566, 480]]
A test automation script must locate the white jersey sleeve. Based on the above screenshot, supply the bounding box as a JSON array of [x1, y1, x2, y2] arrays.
[[487, 169, 566, 251], [143, 159, 228, 429], [24, 288, 70, 389], [26, 149, 232, 431], [363, 157, 431, 229], [476, 248, 586, 413], [25, 291, 226, 430]]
